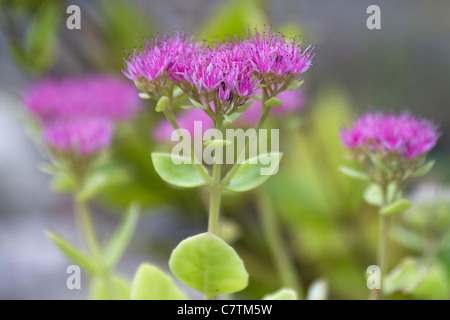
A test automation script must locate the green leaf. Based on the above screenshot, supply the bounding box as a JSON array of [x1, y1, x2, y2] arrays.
[[130, 264, 186, 300], [252, 94, 263, 101], [306, 279, 328, 300], [189, 98, 207, 110], [386, 181, 399, 203], [225, 153, 283, 192], [169, 233, 248, 296], [103, 203, 140, 269], [413, 160, 435, 177], [391, 226, 424, 251], [151, 152, 207, 188], [384, 258, 427, 295], [77, 172, 109, 202], [134, 81, 146, 92], [339, 166, 369, 180], [238, 100, 254, 112], [173, 86, 184, 98], [156, 96, 169, 112], [204, 139, 232, 147], [138, 93, 150, 99], [369, 154, 390, 172], [223, 112, 242, 127], [412, 263, 450, 299], [265, 97, 283, 108], [286, 80, 304, 91], [180, 105, 196, 110], [51, 171, 77, 193], [90, 275, 131, 300], [263, 288, 297, 300], [380, 198, 412, 216], [363, 183, 383, 206], [46, 231, 100, 275], [25, 2, 60, 72]]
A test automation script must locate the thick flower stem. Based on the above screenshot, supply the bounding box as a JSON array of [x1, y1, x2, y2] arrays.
[[208, 162, 222, 235], [376, 214, 390, 300], [257, 191, 304, 299]]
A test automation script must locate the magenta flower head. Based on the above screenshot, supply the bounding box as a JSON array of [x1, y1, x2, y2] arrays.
[[180, 41, 259, 106], [246, 27, 314, 89], [123, 32, 196, 97], [43, 118, 113, 156], [340, 111, 439, 160], [24, 76, 141, 124]]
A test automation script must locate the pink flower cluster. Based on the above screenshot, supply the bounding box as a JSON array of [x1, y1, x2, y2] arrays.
[[43, 118, 113, 155], [340, 112, 439, 159], [123, 28, 314, 105], [25, 76, 141, 124], [24, 76, 141, 155]]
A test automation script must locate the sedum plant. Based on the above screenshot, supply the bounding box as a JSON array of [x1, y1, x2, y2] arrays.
[[24, 76, 142, 299], [340, 111, 439, 299], [123, 27, 314, 299]]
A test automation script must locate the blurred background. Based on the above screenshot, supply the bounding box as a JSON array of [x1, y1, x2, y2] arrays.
[[1, 0, 449, 299]]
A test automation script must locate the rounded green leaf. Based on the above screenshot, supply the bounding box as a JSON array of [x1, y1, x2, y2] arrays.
[[156, 96, 169, 112], [384, 258, 427, 295], [173, 86, 184, 98], [263, 288, 297, 300], [169, 233, 248, 296], [138, 93, 150, 99], [287, 79, 304, 91], [225, 153, 283, 192], [90, 276, 131, 300], [363, 183, 383, 206], [265, 97, 282, 108], [151, 152, 207, 188], [238, 100, 254, 112], [130, 264, 186, 300], [380, 198, 412, 216]]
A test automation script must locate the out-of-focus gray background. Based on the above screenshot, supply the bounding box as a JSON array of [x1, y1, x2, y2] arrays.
[[1, 0, 449, 299]]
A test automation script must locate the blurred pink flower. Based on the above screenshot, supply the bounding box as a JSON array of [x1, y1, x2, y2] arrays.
[[43, 118, 113, 155], [340, 111, 439, 159], [24, 76, 141, 124]]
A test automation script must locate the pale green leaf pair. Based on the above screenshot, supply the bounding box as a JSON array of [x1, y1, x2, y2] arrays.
[[151, 152, 283, 192]]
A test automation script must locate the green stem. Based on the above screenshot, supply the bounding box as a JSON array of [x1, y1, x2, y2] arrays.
[[376, 214, 390, 300], [208, 162, 222, 235], [257, 191, 304, 298], [75, 197, 101, 260], [222, 88, 271, 186], [75, 195, 117, 299]]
